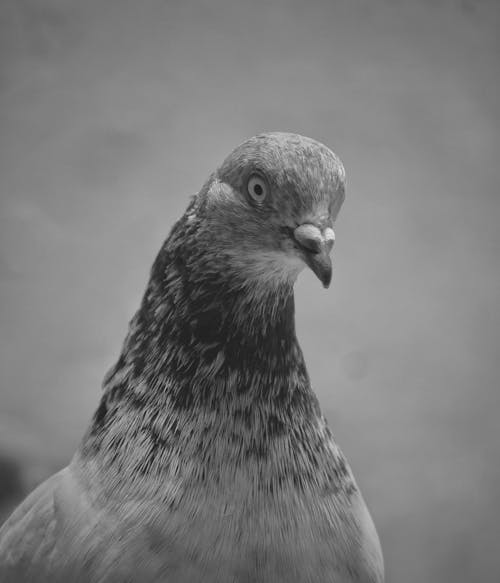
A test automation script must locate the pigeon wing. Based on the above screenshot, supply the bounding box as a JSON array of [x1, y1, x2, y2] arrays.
[[0, 468, 75, 582], [0, 465, 207, 582], [0, 466, 130, 582]]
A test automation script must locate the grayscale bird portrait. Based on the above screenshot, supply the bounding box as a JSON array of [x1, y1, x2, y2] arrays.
[[0, 1, 499, 582]]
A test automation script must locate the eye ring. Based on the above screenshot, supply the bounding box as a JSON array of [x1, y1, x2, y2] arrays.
[[247, 174, 269, 204]]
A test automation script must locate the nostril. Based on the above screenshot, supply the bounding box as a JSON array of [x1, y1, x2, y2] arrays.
[[293, 224, 323, 254], [324, 227, 335, 251]]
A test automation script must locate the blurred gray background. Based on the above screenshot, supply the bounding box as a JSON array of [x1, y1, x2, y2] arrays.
[[0, 0, 499, 580]]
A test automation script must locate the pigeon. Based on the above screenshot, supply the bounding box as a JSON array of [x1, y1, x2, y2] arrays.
[[0, 132, 384, 582]]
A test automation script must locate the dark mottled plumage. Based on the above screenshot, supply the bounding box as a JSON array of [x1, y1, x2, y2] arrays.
[[0, 133, 384, 582]]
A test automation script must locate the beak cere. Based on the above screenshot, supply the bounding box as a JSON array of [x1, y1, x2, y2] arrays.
[[293, 224, 335, 288]]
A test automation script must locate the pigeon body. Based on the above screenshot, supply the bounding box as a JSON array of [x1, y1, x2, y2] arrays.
[[0, 133, 384, 582]]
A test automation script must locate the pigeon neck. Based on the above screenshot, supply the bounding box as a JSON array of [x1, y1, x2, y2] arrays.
[[105, 252, 310, 406], [81, 221, 321, 464]]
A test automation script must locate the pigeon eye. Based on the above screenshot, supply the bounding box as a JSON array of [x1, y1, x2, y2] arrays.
[[247, 175, 268, 204]]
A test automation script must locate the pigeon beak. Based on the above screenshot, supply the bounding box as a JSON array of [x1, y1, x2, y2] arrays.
[[293, 224, 335, 288]]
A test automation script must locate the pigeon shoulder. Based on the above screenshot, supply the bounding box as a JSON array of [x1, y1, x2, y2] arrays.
[[0, 465, 118, 582], [0, 460, 208, 583], [0, 468, 70, 582], [339, 483, 385, 583]]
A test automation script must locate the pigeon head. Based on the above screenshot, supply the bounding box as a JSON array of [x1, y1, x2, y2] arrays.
[[198, 132, 345, 288]]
